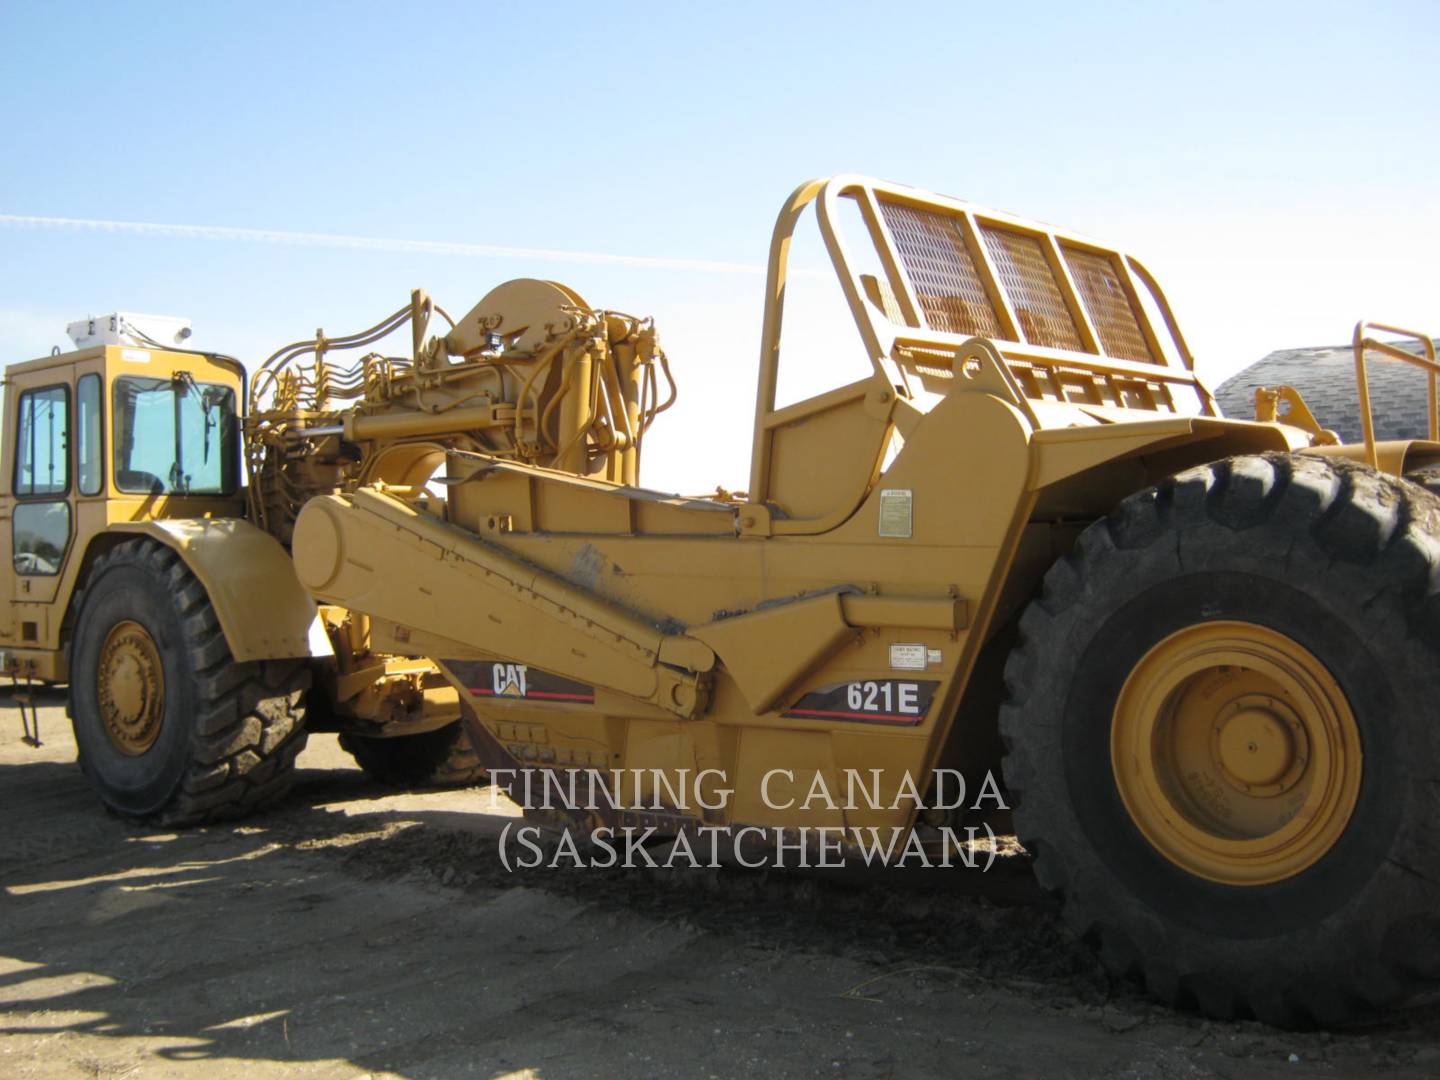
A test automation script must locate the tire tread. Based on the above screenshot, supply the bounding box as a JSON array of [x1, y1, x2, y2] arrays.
[[72, 538, 309, 826], [1000, 452, 1440, 1026]]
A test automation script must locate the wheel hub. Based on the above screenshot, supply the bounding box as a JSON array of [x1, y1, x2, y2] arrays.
[[1212, 695, 1308, 794], [98, 620, 165, 756], [1111, 621, 1361, 886]]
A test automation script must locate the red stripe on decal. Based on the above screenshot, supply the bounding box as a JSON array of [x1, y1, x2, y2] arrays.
[[467, 687, 593, 702], [785, 708, 923, 724]]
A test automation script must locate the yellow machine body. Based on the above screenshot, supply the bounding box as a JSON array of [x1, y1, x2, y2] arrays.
[[9, 174, 1433, 842], [274, 174, 1440, 838]]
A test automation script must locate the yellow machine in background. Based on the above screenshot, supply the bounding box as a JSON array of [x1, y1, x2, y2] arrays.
[[8, 174, 1440, 1025]]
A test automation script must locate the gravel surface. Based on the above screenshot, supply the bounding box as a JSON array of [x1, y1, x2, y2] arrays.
[[4, 688, 1440, 1078]]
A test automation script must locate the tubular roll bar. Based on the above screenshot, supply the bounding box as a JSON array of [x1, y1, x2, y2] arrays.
[[1351, 320, 1440, 469], [750, 176, 1219, 500]]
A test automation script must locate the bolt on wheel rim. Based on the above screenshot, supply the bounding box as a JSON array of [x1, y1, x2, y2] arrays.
[[98, 620, 165, 756], [1111, 620, 1361, 886]]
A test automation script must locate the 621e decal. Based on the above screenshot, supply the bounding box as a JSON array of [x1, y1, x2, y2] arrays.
[[783, 680, 939, 726]]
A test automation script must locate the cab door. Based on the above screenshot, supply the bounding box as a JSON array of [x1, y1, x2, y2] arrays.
[[8, 367, 76, 644]]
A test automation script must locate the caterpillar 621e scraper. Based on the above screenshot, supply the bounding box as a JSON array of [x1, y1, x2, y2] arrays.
[[7, 175, 1440, 1025]]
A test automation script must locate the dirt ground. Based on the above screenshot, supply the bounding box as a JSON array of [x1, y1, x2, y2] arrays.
[[4, 690, 1440, 1079]]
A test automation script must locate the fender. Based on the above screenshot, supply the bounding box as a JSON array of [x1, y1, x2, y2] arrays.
[[1027, 415, 1305, 492], [109, 518, 332, 663]]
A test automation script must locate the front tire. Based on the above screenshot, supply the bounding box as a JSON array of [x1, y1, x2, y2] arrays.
[[1000, 453, 1440, 1026], [70, 538, 310, 826]]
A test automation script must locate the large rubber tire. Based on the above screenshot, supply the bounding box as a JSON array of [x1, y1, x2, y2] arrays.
[[1000, 453, 1440, 1027], [1404, 462, 1440, 499], [69, 538, 309, 826], [339, 721, 484, 787]]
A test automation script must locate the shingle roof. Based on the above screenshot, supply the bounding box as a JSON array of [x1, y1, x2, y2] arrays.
[[1214, 340, 1440, 444]]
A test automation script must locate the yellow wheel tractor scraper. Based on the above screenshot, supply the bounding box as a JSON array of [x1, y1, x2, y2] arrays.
[[5, 176, 1440, 1025]]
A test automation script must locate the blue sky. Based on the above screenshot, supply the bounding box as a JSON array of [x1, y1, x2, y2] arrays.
[[2, 0, 1437, 490]]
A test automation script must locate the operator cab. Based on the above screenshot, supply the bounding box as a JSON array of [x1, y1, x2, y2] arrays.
[[0, 328, 243, 675]]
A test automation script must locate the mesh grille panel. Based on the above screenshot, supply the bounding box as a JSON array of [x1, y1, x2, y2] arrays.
[[878, 200, 1001, 338], [860, 274, 905, 325], [979, 226, 1083, 351], [1063, 245, 1154, 362]]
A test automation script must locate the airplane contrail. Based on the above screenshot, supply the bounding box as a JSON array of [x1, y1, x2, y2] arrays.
[[0, 213, 776, 276]]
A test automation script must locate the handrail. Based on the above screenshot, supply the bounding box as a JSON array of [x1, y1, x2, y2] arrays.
[[1351, 320, 1440, 468]]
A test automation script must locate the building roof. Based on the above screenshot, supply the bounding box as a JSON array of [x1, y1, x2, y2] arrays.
[[1214, 340, 1440, 444]]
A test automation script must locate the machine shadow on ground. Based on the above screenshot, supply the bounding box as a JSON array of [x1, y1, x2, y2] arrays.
[[4, 702, 1440, 1078]]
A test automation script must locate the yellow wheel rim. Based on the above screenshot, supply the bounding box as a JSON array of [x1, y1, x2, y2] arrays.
[[1111, 620, 1361, 886], [98, 620, 166, 756]]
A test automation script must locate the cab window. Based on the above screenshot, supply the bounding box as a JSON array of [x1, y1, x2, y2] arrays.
[[112, 376, 238, 495], [12, 502, 71, 576], [14, 385, 69, 497], [13, 384, 72, 576], [77, 373, 103, 496]]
